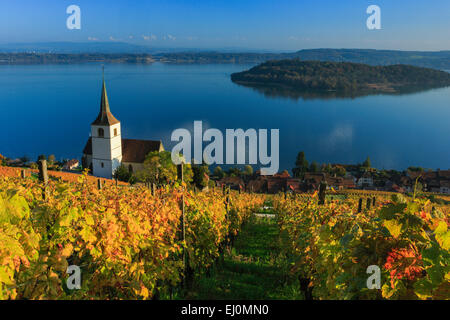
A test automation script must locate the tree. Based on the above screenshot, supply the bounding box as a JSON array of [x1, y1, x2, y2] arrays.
[[293, 151, 308, 178], [227, 167, 242, 177], [309, 161, 319, 173], [135, 151, 192, 185], [113, 164, 132, 182], [213, 166, 225, 179], [243, 165, 254, 176], [335, 166, 346, 177], [408, 166, 424, 172], [48, 154, 56, 166], [20, 155, 30, 164], [37, 155, 47, 162], [192, 164, 210, 190], [363, 156, 371, 168]]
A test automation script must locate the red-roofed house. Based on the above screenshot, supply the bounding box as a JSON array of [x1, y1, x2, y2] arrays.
[[63, 159, 79, 170]]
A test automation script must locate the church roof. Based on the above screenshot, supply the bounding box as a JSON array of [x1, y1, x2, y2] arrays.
[[91, 79, 120, 126], [122, 139, 163, 163], [83, 137, 163, 163]]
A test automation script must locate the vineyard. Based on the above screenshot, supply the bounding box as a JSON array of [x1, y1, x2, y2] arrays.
[[0, 167, 449, 300], [0, 166, 128, 186], [0, 171, 264, 299], [274, 192, 450, 299]]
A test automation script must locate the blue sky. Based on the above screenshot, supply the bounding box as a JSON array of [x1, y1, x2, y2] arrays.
[[1, 0, 449, 50]]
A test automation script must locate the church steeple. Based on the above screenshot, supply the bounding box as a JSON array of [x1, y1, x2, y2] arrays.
[[89, 66, 123, 179], [92, 68, 119, 126]]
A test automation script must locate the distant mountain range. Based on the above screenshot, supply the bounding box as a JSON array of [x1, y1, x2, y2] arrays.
[[0, 42, 449, 70], [0, 42, 207, 54]]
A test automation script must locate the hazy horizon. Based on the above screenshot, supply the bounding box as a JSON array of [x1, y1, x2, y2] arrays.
[[1, 41, 450, 55], [1, 0, 449, 51]]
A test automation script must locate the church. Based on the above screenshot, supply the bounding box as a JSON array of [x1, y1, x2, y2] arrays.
[[82, 78, 164, 179]]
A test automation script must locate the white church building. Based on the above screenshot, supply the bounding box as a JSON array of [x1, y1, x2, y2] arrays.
[[82, 78, 164, 179]]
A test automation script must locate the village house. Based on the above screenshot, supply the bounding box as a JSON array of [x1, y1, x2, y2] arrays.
[[302, 172, 327, 192], [356, 172, 374, 188], [406, 169, 450, 194], [246, 176, 267, 193], [6, 158, 23, 167], [242, 170, 359, 194], [342, 175, 357, 189], [216, 176, 245, 190], [62, 159, 79, 171], [440, 181, 450, 194], [82, 77, 163, 179]]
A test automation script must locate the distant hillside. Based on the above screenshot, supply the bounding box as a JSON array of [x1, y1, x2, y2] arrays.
[[0, 42, 152, 54], [1, 46, 450, 69], [0, 53, 154, 65], [289, 49, 450, 70], [231, 60, 450, 96], [157, 49, 450, 70]]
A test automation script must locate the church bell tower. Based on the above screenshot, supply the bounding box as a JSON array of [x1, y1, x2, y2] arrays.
[[90, 73, 122, 179]]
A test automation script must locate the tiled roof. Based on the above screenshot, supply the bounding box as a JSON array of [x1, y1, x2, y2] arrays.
[[274, 170, 291, 178], [121, 139, 162, 163], [83, 137, 163, 163], [438, 170, 450, 179], [218, 176, 244, 186]]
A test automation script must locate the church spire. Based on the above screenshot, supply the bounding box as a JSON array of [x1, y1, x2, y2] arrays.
[[92, 67, 119, 126]]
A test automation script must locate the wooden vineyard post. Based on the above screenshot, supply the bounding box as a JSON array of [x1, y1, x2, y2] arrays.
[[177, 163, 191, 288], [20, 169, 26, 179], [226, 186, 232, 246], [366, 198, 371, 210], [97, 179, 102, 190], [372, 197, 376, 207], [358, 198, 363, 213], [318, 181, 326, 205], [38, 159, 49, 200], [226, 186, 230, 215], [38, 159, 48, 183], [152, 183, 156, 197]]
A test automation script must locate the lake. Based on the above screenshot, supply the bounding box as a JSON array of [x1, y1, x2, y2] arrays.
[[1, 63, 449, 172]]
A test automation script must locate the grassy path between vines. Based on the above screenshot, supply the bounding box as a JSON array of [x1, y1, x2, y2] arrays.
[[184, 214, 303, 300]]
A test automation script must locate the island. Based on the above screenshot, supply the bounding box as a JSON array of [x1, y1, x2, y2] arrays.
[[230, 60, 450, 98]]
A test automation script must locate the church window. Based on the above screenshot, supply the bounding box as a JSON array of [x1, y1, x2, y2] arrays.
[[98, 128, 104, 137], [114, 128, 118, 136], [101, 162, 104, 168]]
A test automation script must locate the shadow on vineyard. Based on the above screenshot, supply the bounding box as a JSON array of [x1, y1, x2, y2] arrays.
[[182, 215, 304, 300]]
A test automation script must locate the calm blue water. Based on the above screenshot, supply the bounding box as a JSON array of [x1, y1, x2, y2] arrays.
[[1, 63, 449, 172]]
